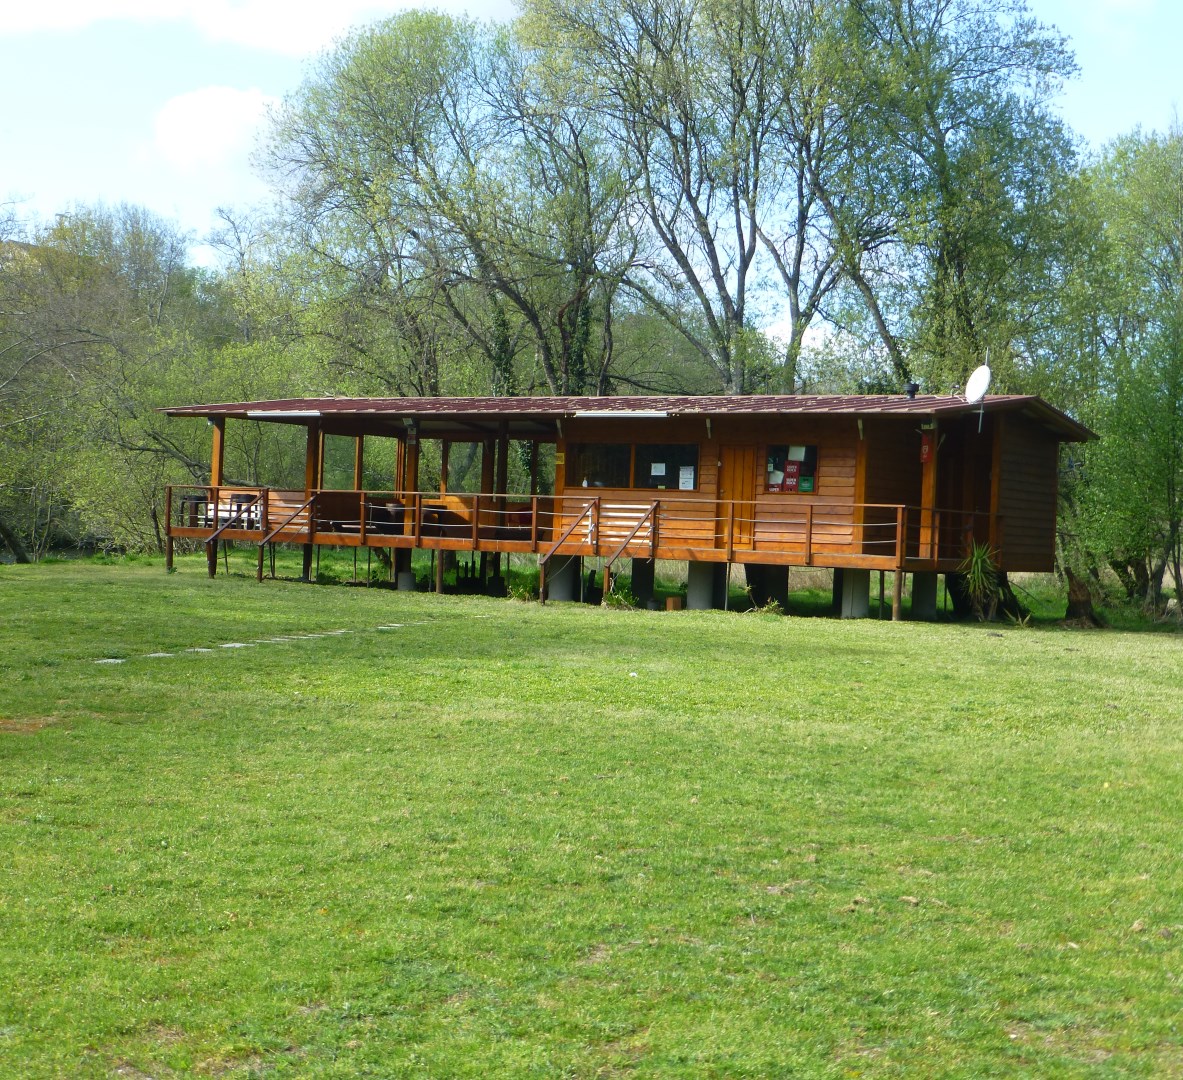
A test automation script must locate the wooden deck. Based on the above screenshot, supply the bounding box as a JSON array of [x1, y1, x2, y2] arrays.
[[166, 485, 1000, 577]]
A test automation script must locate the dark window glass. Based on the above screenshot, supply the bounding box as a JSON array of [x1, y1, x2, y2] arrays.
[[571, 443, 631, 488], [635, 443, 699, 490], [766, 445, 818, 493]]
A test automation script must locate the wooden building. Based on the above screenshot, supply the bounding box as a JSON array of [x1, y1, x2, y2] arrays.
[[162, 394, 1093, 618]]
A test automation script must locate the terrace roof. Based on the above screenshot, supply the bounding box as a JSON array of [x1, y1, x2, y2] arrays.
[[163, 393, 1095, 442]]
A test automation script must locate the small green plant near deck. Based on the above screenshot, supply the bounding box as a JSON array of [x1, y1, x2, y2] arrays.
[[3, 557, 1183, 1077], [603, 581, 638, 609], [961, 540, 1001, 620], [744, 596, 785, 616]]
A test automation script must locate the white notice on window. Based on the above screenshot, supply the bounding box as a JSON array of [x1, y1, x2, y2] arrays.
[[679, 465, 695, 490], [651, 462, 666, 477]]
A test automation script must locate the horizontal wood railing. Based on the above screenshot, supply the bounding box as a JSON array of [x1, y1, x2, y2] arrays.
[[166, 485, 1000, 572]]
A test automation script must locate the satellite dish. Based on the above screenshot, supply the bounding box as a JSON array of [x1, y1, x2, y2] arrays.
[[965, 364, 992, 405]]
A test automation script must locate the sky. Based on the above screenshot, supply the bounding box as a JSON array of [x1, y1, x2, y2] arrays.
[[1, 0, 1179, 267]]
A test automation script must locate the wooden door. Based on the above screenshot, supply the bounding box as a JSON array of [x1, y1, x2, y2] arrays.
[[718, 445, 758, 551]]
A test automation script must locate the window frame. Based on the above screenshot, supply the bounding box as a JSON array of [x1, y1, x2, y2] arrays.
[[765, 444, 819, 494]]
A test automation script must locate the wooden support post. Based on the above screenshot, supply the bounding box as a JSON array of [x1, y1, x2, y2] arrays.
[[303, 421, 321, 583], [210, 418, 226, 486], [920, 423, 939, 561], [354, 435, 365, 490], [492, 424, 509, 586], [481, 437, 495, 494], [404, 428, 420, 495], [164, 487, 175, 571], [892, 570, 904, 622]]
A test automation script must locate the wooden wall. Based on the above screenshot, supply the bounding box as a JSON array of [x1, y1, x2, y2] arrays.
[[996, 413, 1060, 572], [558, 415, 863, 555]]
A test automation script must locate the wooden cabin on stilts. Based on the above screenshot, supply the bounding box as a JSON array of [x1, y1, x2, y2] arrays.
[[162, 394, 1092, 619]]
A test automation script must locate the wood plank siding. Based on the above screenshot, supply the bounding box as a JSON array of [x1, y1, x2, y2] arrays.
[[996, 414, 1061, 571]]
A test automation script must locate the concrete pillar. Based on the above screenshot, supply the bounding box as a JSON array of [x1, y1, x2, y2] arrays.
[[687, 561, 727, 610], [837, 568, 870, 619], [546, 555, 582, 602], [745, 563, 789, 608], [910, 571, 939, 621], [630, 558, 656, 605]]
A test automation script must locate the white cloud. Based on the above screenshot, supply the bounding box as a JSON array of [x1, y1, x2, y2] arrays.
[[152, 85, 277, 171], [0, 0, 517, 55]]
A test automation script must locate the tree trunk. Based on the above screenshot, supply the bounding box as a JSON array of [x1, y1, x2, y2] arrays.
[[995, 572, 1026, 622], [944, 572, 974, 619], [1064, 566, 1104, 627], [0, 511, 32, 563]]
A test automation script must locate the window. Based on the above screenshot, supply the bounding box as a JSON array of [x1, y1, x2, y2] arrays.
[[766, 445, 818, 493], [571, 443, 631, 488], [569, 442, 699, 490], [635, 444, 698, 490]]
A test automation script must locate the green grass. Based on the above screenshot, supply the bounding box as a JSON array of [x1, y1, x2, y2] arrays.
[[2, 557, 1183, 1077]]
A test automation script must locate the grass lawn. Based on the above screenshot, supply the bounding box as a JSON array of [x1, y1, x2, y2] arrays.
[[2, 558, 1183, 1077]]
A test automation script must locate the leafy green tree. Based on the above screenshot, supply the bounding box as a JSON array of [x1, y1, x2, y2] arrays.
[[265, 12, 633, 396], [524, 0, 780, 393], [815, 0, 1078, 389], [1077, 127, 1183, 608], [0, 204, 255, 554]]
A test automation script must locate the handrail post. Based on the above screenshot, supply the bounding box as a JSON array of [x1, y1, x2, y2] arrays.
[[472, 494, 481, 547], [358, 489, 366, 544], [530, 494, 539, 552], [165, 486, 174, 571], [726, 500, 736, 561], [651, 500, 659, 557], [804, 504, 813, 566], [892, 505, 905, 621]]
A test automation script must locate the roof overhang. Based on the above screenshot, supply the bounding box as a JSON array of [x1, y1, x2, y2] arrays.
[[162, 393, 1096, 443]]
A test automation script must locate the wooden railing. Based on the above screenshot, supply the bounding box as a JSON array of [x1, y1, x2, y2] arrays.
[[165, 485, 1000, 571]]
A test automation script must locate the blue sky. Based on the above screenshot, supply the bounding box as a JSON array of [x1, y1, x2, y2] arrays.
[[1, 0, 1178, 266]]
